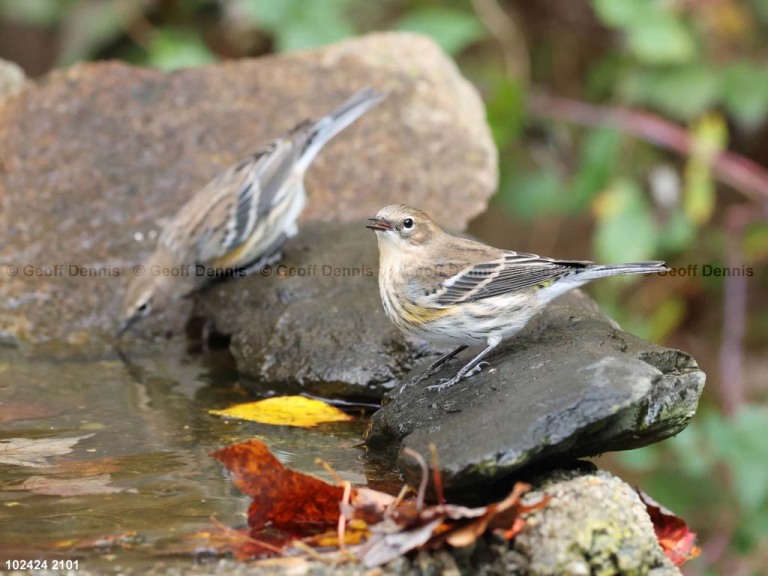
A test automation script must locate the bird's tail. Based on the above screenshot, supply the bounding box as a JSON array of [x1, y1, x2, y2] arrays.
[[573, 261, 668, 282], [296, 87, 387, 172]]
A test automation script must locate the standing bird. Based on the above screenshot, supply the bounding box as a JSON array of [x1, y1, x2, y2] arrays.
[[367, 204, 667, 391], [118, 88, 386, 336]]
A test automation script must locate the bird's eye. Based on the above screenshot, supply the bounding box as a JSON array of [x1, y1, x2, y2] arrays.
[[403, 218, 414, 229], [137, 302, 150, 315]]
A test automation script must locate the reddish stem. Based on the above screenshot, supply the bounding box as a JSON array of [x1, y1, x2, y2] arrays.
[[527, 93, 768, 203]]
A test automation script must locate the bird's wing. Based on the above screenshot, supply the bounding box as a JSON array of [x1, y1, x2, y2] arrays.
[[431, 251, 592, 306], [167, 124, 315, 265]]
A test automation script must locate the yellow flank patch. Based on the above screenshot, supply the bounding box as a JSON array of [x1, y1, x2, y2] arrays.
[[401, 301, 453, 324], [208, 396, 354, 428], [209, 231, 262, 269]]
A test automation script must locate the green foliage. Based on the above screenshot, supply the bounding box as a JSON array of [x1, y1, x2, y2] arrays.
[[594, 0, 768, 128], [0, 0, 74, 27], [593, 0, 696, 65], [620, 64, 720, 121], [485, 78, 525, 148], [236, 0, 357, 51], [721, 62, 768, 128], [594, 179, 659, 263], [393, 6, 485, 56], [146, 29, 217, 70], [570, 128, 621, 213], [618, 407, 768, 552]]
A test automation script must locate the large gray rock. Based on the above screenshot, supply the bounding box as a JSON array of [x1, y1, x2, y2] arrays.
[[365, 290, 705, 489], [196, 221, 440, 400], [0, 32, 497, 351]]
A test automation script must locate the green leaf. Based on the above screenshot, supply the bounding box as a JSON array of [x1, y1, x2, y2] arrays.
[[593, 0, 696, 64], [239, 0, 356, 51], [592, 0, 648, 27], [721, 62, 768, 128], [657, 209, 697, 253], [626, 13, 696, 65], [394, 7, 485, 55], [569, 128, 621, 212], [146, 29, 217, 70], [237, 0, 300, 28], [705, 407, 768, 511], [499, 168, 563, 221], [620, 65, 720, 120], [593, 179, 659, 263], [647, 297, 685, 340], [486, 78, 525, 147]]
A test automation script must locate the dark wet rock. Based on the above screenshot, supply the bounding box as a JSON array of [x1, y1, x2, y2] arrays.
[[0, 32, 497, 350], [196, 221, 440, 400], [366, 290, 705, 489], [513, 469, 680, 575]]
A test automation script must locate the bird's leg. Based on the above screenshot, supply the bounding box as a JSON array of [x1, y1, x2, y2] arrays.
[[427, 336, 500, 391], [411, 345, 468, 384]]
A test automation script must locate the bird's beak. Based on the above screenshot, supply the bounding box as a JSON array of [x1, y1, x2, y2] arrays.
[[115, 315, 137, 338], [366, 218, 392, 232]]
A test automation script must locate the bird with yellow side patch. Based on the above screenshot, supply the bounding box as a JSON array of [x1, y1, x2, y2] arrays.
[[367, 204, 667, 391], [118, 88, 386, 336]]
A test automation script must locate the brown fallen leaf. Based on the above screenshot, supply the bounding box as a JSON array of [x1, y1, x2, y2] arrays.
[[0, 434, 94, 468], [210, 439, 546, 566], [638, 490, 701, 567], [211, 439, 344, 533], [6, 473, 131, 496]]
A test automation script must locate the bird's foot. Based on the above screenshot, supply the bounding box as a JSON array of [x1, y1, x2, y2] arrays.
[[426, 377, 459, 392], [426, 361, 491, 391], [465, 361, 491, 378]]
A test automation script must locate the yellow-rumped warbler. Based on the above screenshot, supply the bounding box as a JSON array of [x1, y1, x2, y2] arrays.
[[118, 88, 385, 336], [367, 204, 667, 391]]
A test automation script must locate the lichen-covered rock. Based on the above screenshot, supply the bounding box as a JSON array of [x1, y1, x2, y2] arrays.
[[513, 470, 680, 575], [196, 221, 441, 400], [0, 32, 497, 350], [366, 290, 705, 488]]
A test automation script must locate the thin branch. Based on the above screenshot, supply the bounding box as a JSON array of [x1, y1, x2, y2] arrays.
[[527, 92, 768, 204], [719, 205, 756, 415]]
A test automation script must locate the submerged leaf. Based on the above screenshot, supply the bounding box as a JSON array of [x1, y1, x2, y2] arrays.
[[0, 434, 94, 468], [211, 439, 344, 532], [209, 396, 353, 428], [7, 473, 129, 496]]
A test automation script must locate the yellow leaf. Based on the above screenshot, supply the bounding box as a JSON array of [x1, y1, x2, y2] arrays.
[[209, 396, 354, 428]]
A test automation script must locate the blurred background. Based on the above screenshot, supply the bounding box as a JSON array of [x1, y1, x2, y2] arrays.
[[1, 0, 766, 572]]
